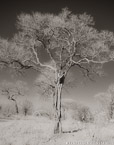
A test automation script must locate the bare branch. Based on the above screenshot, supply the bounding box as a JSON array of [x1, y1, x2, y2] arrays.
[[71, 57, 114, 65], [76, 63, 92, 80], [30, 43, 56, 71]]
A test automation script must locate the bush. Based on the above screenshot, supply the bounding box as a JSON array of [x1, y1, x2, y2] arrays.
[[21, 99, 33, 116], [62, 100, 94, 123], [77, 106, 94, 123], [34, 109, 53, 119], [1, 103, 16, 117]]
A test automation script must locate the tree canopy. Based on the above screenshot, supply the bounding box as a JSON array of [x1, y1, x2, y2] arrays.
[[0, 8, 114, 76], [0, 8, 114, 133]]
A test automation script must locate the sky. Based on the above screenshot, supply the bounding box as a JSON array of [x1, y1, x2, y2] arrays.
[[0, 0, 114, 109]]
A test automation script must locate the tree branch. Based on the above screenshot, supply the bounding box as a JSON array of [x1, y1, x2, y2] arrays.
[[76, 63, 91, 79], [30, 43, 56, 71], [71, 57, 114, 65]]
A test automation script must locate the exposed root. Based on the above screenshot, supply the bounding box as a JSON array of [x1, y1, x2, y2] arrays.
[[63, 128, 82, 133]]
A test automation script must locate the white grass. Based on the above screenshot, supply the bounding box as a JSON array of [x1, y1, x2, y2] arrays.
[[0, 116, 114, 145], [0, 116, 54, 145]]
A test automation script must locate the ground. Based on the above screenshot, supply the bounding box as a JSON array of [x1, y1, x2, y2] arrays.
[[0, 116, 114, 145]]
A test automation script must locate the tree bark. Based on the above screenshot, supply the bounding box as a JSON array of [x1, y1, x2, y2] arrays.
[[54, 77, 63, 134], [109, 106, 113, 119], [14, 100, 19, 114], [11, 98, 19, 114]]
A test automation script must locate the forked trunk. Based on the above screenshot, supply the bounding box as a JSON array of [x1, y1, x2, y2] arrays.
[[54, 78, 63, 134], [9, 97, 19, 114]]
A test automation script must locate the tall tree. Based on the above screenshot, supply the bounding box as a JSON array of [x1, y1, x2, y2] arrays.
[[0, 8, 114, 133]]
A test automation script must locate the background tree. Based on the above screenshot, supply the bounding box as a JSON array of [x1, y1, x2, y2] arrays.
[[95, 92, 110, 119], [107, 84, 114, 118], [0, 8, 114, 133], [95, 84, 114, 119], [0, 80, 28, 114]]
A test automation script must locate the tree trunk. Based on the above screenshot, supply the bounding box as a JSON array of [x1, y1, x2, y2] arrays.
[[54, 79, 63, 134], [9, 97, 19, 114], [14, 100, 19, 114], [109, 107, 113, 119]]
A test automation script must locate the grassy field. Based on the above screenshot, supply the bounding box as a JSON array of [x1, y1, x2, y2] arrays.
[[0, 116, 114, 145]]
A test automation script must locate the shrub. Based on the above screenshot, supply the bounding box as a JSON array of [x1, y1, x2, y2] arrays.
[[1, 103, 16, 117], [34, 109, 54, 119], [77, 106, 94, 123], [21, 99, 33, 116], [62, 100, 94, 122]]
